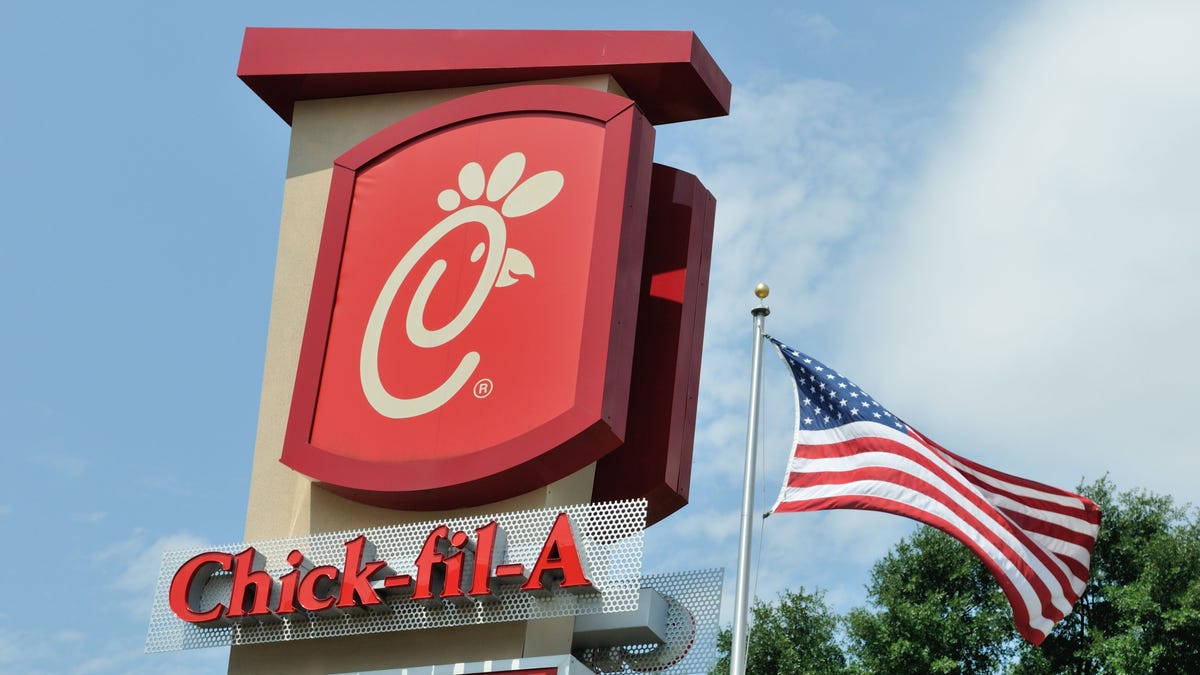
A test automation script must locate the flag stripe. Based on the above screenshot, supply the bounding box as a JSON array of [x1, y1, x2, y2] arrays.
[[790, 425, 1092, 587], [968, 484, 1099, 538], [931, 444, 1101, 522], [1056, 556, 1092, 586], [918, 430, 1102, 514], [767, 339, 1101, 646], [781, 467, 1066, 615], [774, 482, 1058, 641], [784, 451, 1076, 613], [1001, 510, 1097, 558]]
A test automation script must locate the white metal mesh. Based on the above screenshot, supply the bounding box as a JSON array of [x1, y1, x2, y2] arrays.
[[332, 654, 596, 675], [146, 500, 646, 653], [573, 569, 723, 675]]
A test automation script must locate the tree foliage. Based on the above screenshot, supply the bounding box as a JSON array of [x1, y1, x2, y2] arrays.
[[1012, 477, 1200, 674], [712, 589, 848, 675], [844, 526, 1017, 673], [712, 478, 1200, 674]]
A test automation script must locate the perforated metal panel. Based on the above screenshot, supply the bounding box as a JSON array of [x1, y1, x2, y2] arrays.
[[573, 568, 723, 675], [146, 500, 646, 653], [333, 654, 596, 675]]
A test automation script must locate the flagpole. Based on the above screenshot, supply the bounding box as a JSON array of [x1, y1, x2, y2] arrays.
[[730, 283, 770, 675]]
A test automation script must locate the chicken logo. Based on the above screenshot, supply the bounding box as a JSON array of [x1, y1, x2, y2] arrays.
[[360, 152, 563, 419]]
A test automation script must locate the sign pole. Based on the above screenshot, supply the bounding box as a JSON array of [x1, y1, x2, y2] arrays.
[[730, 283, 770, 675]]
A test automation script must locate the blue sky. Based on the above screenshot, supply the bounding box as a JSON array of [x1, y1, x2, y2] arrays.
[[3, 1, 1198, 672]]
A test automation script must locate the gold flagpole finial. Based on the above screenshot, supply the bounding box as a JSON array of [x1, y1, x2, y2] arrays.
[[754, 282, 770, 299]]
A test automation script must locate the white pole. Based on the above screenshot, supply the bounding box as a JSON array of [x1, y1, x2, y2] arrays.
[[730, 284, 770, 675]]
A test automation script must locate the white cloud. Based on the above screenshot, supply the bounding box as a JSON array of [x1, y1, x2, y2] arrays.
[[754, 510, 916, 610], [72, 637, 229, 675], [0, 634, 18, 668], [664, 78, 895, 344], [73, 511, 107, 524], [651, 0, 1200, 628], [92, 529, 210, 618], [91, 527, 148, 563], [650, 72, 913, 613], [0, 529, 223, 674], [54, 630, 87, 643], [0, 531, 225, 674], [837, 0, 1200, 505], [660, 76, 904, 498], [40, 452, 89, 477], [778, 9, 839, 43], [0, 629, 59, 675], [0, 625, 224, 675], [114, 532, 208, 590]]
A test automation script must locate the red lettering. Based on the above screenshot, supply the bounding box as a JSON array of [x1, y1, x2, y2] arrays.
[[336, 535, 386, 609], [168, 551, 233, 625], [412, 525, 449, 601], [521, 513, 593, 595], [297, 565, 340, 612], [226, 548, 278, 618], [470, 521, 501, 596], [440, 530, 472, 600], [275, 550, 310, 615], [167, 517, 600, 628]]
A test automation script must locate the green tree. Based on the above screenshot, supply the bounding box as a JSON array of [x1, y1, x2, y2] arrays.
[[844, 526, 1018, 674], [713, 479, 1200, 674], [1012, 477, 1200, 674], [711, 588, 849, 675]]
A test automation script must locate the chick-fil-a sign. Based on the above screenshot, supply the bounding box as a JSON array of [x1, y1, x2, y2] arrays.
[[146, 500, 646, 653], [171, 513, 591, 626], [283, 85, 654, 509]]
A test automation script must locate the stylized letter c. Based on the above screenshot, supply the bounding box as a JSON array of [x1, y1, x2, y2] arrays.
[[168, 551, 234, 625], [360, 205, 507, 419]]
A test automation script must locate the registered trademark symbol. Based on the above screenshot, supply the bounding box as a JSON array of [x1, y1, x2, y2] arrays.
[[473, 378, 494, 399]]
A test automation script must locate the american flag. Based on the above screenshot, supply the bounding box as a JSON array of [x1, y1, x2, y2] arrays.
[[767, 337, 1101, 645]]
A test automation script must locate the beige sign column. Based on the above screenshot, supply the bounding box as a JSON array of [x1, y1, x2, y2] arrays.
[[231, 75, 625, 675]]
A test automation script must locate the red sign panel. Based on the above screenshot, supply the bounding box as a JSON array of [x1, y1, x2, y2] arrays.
[[283, 85, 654, 508]]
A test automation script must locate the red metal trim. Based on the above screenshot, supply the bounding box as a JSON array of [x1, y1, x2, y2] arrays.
[[585, 102, 654, 446], [281, 85, 655, 509], [335, 85, 634, 171], [591, 164, 715, 525], [237, 28, 730, 126]]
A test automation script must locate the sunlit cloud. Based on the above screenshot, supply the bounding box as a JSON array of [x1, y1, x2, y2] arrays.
[[837, 0, 1200, 504], [651, 0, 1200, 624], [73, 511, 107, 524], [92, 529, 210, 618]]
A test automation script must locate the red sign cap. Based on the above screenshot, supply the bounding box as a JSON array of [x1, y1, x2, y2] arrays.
[[237, 28, 731, 126]]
